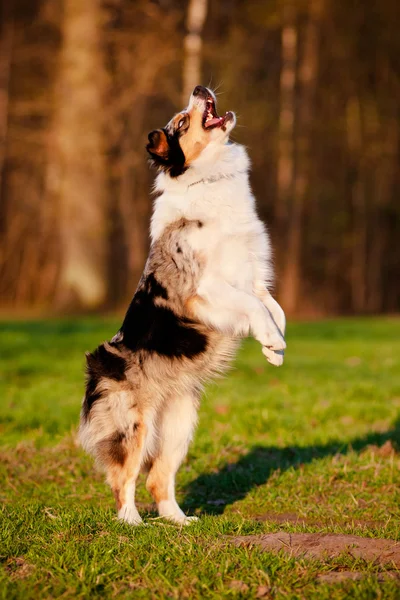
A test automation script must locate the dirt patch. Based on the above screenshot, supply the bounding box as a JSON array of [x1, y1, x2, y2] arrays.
[[316, 571, 400, 583], [229, 580, 249, 593], [228, 532, 400, 567], [5, 557, 35, 580]]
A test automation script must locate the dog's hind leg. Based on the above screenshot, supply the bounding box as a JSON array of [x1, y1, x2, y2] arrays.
[[100, 422, 147, 525], [146, 393, 198, 525]]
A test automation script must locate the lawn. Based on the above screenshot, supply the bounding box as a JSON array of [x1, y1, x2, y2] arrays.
[[1, 317, 400, 599]]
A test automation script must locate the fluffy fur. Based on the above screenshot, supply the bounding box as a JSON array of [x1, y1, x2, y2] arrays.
[[79, 86, 286, 526]]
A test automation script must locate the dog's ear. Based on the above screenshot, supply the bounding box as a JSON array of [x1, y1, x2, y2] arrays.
[[146, 129, 169, 160]]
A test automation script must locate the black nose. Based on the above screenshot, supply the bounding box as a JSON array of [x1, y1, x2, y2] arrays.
[[193, 85, 208, 98]]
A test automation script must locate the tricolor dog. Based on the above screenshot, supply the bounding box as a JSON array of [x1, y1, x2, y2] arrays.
[[79, 86, 286, 525]]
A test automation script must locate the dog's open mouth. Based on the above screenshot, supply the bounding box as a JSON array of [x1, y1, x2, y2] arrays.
[[203, 96, 232, 130]]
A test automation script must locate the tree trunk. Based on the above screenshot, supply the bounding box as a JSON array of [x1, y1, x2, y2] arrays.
[[366, 57, 398, 313], [275, 0, 297, 230], [276, 0, 297, 227], [279, 0, 323, 315], [50, 0, 108, 310], [0, 0, 14, 200], [346, 94, 368, 313], [182, 0, 208, 103], [275, 0, 297, 311], [119, 118, 148, 291]]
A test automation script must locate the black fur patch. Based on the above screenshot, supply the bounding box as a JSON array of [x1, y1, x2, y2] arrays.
[[117, 275, 207, 359], [87, 345, 127, 381], [97, 431, 127, 466], [143, 273, 168, 300], [82, 345, 126, 419], [82, 372, 103, 421], [147, 128, 186, 178]]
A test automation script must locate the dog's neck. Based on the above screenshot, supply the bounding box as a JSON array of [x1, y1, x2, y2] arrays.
[[150, 143, 254, 243], [154, 142, 250, 194], [187, 171, 245, 189]]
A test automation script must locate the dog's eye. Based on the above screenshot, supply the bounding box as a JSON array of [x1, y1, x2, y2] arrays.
[[178, 117, 187, 129]]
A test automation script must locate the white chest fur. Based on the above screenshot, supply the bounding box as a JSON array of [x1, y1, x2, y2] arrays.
[[151, 143, 271, 294]]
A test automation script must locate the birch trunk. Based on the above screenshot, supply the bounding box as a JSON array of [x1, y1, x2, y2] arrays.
[[276, 0, 297, 226], [182, 0, 208, 103]]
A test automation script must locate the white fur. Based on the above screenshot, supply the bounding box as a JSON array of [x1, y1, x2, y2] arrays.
[[117, 481, 142, 525], [151, 140, 286, 365], [146, 393, 199, 525]]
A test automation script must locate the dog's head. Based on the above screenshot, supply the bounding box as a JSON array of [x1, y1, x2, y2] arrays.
[[146, 86, 236, 177]]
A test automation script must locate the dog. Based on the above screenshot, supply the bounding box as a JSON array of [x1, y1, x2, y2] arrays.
[[79, 86, 286, 526]]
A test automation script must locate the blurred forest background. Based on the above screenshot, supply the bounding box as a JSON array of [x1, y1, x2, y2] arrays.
[[0, 0, 399, 316]]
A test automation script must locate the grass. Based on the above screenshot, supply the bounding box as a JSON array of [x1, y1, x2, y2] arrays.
[[1, 316, 400, 598]]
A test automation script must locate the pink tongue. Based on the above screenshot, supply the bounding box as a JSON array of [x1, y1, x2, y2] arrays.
[[204, 116, 223, 128]]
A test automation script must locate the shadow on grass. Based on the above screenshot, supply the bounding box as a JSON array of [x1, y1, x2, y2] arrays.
[[183, 419, 400, 515]]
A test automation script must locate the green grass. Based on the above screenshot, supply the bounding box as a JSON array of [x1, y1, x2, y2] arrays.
[[1, 317, 400, 598]]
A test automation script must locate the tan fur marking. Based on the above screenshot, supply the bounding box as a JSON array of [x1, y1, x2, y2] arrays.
[[113, 487, 123, 510], [172, 113, 186, 128], [184, 295, 206, 318], [146, 462, 169, 503], [179, 106, 210, 165], [151, 129, 169, 158], [105, 422, 147, 513], [97, 431, 127, 466]]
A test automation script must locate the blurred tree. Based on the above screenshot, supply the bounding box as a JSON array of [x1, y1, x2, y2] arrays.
[[0, 0, 14, 197], [102, 0, 182, 301], [276, 0, 297, 230], [0, 0, 399, 315], [50, 0, 108, 310], [0, 0, 61, 307], [183, 0, 208, 103], [280, 0, 324, 314]]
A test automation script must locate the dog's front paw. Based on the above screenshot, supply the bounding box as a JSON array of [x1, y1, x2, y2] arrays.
[[261, 329, 286, 352], [262, 346, 284, 367]]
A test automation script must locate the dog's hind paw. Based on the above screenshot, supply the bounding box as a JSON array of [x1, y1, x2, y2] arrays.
[[181, 515, 199, 525], [118, 505, 143, 525], [164, 513, 199, 526], [158, 500, 199, 525], [262, 346, 284, 367], [169, 515, 198, 526]]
